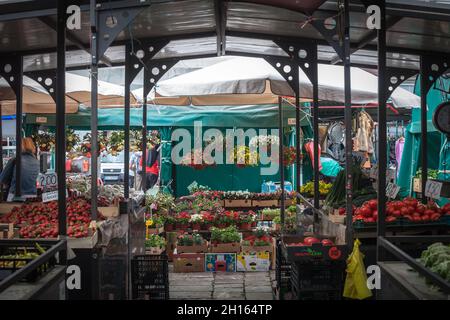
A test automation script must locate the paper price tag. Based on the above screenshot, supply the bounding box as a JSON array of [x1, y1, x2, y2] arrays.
[[386, 182, 400, 199], [424, 180, 443, 199]]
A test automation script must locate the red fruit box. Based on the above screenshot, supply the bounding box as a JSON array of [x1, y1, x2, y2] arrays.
[[281, 235, 348, 262]]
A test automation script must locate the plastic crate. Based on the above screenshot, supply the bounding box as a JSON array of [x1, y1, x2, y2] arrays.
[[290, 260, 345, 292], [99, 256, 127, 300], [131, 254, 169, 300], [292, 286, 341, 300]]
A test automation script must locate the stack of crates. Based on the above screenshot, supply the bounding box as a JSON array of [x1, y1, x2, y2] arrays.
[[290, 260, 345, 300], [131, 254, 169, 300]]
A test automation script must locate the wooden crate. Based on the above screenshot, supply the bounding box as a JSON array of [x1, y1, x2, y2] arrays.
[[224, 199, 252, 208], [252, 200, 278, 208]]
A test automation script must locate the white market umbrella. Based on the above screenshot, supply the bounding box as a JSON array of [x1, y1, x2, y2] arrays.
[[0, 73, 139, 115], [144, 56, 419, 109]]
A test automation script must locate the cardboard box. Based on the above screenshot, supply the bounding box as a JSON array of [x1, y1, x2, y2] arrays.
[[0, 223, 13, 239], [173, 251, 205, 272], [224, 199, 252, 208], [241, 244, 273, 255], [177, 241, 208, 254], [0, 203, 21, 215], [237, 252, 271, 272], [210, 242, 241, 253], [205, 253, 236, 272], [67, 231, 98, 249]]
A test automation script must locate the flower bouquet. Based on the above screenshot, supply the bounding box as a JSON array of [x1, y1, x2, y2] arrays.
[[239, 210, 256, 230], [66, 128, 81, 153], [241, 227, 273, 253], [180, 148, 216, 170], [32, 132, 55, 152], [249, 135, 279, 153], [283, 146, 297, 166]]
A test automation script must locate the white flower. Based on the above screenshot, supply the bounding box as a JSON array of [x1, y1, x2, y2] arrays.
[[190, 214, 203, 223]]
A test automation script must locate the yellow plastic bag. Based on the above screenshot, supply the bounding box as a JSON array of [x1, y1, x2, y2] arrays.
[[343, 239, 372, 300]]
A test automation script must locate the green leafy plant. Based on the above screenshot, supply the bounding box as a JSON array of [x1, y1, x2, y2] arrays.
[[145, 234, 165, 248], [210, 225, 241, 244], [178, 233, 204, 246]]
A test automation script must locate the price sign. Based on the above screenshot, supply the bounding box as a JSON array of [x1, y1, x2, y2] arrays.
[[386, 169, 396, 182], [39, 173, 58, 203], [424, 180, 443, 199], [386, 182, 400, 199]]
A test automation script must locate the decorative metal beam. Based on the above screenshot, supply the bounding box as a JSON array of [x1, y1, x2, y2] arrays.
[[38, 16, 113, 67]]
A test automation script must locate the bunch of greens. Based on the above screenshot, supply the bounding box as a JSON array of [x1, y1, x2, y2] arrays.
[[415, 168, 439, 180], [210, 226, 241, 243], [420, 242, 450, 283]]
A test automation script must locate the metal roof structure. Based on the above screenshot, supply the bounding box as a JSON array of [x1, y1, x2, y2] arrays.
[[0, 0, 448, 72]]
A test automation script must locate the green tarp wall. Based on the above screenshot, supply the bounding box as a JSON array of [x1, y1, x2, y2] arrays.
[[397, 76, 449, 200], [25, 104, 313, 196]]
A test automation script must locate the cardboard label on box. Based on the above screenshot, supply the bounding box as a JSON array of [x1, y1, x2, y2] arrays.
[[237, 252, 270, 272], [205, 253, 236, 272]]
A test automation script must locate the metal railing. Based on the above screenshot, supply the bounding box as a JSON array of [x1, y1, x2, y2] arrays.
[[378, 236, 450, 294], [0, 239, 66, 293]]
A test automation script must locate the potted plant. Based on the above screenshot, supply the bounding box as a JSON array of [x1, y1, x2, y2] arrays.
[[146, 215, 164, 236], [210, 225, 241, 253], [164, 215, 176, 232], [189, 213, 203, 230], [239, 211, 255, 230], [241, 226, 273, 253], [176, 232, 208, 253], [175, 212, 191, 231], [201, 211, 215, 230], [145, 234, 166, 255]]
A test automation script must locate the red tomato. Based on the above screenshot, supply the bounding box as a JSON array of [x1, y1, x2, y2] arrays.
[[392, 210, 401, 217], [321, 239, 334, 246], [360, 206, 372, 218], [303, 237, 320, 246], [367, 200, 378, 210], [385, 216, 397, 223], [372, 210, 378, 221], [430, 213, 441, 221], [424, 209, 435, 217], [338, 208, 346, 216], [400, 207, 409, 216], [421, 215, 430, 222], [416, 205, 426, 214]]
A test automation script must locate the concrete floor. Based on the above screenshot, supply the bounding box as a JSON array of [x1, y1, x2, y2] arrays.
[[169, 265, 277, 300]]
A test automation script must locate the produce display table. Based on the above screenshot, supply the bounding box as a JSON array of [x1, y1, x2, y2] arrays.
[[378, 261, 448, 300], [0, 265, 66, 300]]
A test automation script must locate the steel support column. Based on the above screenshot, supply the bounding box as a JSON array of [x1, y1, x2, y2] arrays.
[[376, 0, 387, 262], [278, 96, 285, 229], [142, 96, 148, 190], [124, 43, 132, 199], [312, 63, 320, 215], [14, 62, 23, 198], [56, 0, 67, 264], [90, 0, 98, 219], [343, 0, 353, 246]]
